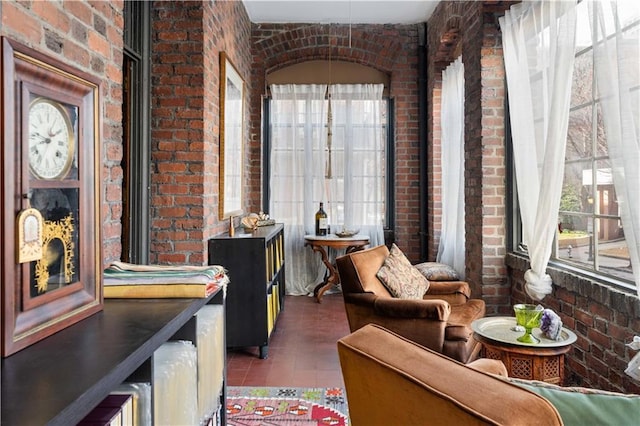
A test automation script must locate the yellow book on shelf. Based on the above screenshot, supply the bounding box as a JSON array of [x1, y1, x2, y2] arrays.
[[278, 235, 284, 265], [274, 285, 280, 316], [267, 293, 274, 335], [265, 247, 269, 282], [269, 243, 274, 278], [272, 244, 276, 275]]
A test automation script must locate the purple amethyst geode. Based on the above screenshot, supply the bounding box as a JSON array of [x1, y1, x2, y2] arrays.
[[540, 308, 563, 340]]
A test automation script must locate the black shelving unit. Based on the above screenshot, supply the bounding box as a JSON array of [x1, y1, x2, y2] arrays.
[[208, 224, 285, 359], [1, 289, 225, 425]]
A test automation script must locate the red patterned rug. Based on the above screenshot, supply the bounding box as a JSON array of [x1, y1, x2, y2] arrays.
[[226, 387, 349, 425]]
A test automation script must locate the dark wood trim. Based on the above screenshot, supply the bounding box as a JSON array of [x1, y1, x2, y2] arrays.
[[1, 37, 102, 356]]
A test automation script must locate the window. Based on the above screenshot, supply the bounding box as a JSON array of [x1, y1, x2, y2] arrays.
[[324, 95, 389, 228], [548, 2, 638, 287], [265, 84, 391, 296], [122, 0, 151, 263], [265, 86, 392, 231]]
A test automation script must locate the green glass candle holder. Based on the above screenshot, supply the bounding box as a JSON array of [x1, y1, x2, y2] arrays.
[[513, 304, 544, 344]]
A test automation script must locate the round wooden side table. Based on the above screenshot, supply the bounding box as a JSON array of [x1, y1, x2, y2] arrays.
[[472, 316, 577, 385], [304, 234, 369, 303]]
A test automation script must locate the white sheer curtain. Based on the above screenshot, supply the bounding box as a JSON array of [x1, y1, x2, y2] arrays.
[[270, 83, 386, 295], [436, 57, 466, 278], [588, 0, 640, 297], [327, 84, 385, 248], [270, 84, 327, 295], [500, 0, 578, 300]]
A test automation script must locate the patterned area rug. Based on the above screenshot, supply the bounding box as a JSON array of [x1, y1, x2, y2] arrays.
[[226, 386, 349, 425]]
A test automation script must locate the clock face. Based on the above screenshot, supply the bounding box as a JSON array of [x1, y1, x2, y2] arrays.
[[28, 98, 74, 180]]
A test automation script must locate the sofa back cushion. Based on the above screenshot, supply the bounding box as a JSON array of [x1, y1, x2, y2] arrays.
[[510, 378, 640, 426]]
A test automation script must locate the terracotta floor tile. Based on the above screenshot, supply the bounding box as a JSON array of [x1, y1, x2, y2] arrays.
[[226, 368, 248, 382], [226, 294, 349, 387]]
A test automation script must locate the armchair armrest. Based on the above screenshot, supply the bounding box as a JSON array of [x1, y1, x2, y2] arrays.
[[468, 358, 509, 377], [343, 292, 379, 306], [373, 297, 451, 320], [426, 281, 471, 299]]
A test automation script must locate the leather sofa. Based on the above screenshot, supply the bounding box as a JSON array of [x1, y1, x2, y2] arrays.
[[335, 244, 485, 363], [338, 324, 564, 425]]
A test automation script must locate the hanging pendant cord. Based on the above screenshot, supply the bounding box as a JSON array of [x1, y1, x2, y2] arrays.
[[326, 25, 333, 179]]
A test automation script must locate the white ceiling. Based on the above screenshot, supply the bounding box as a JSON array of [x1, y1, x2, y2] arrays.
[[242, 0, 441, 24]]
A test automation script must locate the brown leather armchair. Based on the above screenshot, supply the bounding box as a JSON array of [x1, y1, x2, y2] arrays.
[[335, 244, 485, 363]]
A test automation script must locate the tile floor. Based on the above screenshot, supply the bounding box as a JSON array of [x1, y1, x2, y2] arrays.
[[226, 293, 350, 388]]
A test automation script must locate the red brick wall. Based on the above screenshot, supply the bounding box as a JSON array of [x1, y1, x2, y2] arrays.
[[508, 255, 640, 394], [427, 1, 509, 302], [1, 0, 124, 267], [250, 23, 422, 260], [428, 72, 443, 262], [479, 13, 510, 312], [149, 0, 252, 264]]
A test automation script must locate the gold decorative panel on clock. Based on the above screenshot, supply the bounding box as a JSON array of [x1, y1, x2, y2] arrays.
[[1, 37, 103, 356]]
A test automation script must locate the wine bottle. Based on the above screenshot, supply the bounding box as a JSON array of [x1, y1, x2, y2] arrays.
[[315, 202, 328, 236]]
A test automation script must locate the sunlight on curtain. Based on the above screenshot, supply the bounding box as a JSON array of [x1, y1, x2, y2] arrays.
[[500, 0, 578, 300], [588, 0, 640, 297], [328, 84, 385, 248], [270, 84, 386, 295], [270, 84, 327, 295], [436, 57, 466, 279]]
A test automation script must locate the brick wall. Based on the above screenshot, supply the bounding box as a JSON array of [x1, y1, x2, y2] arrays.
[[427, 1, 509, 302], [508, 254, 640, 394], [428, 72, 443, 262], [1, 0, 124, 266], [250, 23, 422, 261], [149, 0, 252, 264], [479, 13, 510, 312]]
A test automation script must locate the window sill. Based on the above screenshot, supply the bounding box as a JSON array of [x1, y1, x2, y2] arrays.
[[505, 252, 639, 311]]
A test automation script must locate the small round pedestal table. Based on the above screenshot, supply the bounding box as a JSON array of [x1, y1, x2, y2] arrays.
[[472, 316, 577, 385], [304, 234, 369, 303]]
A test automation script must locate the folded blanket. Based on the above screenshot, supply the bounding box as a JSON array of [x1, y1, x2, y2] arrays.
[[103, 262, 228, 298]]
